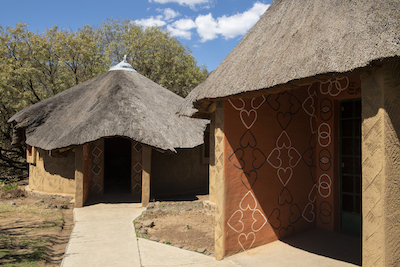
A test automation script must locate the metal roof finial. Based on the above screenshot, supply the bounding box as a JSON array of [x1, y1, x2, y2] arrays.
[[109, 55, 137, 72]]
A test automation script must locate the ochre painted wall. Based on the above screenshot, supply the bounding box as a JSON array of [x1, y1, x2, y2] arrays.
[[28, 147, 75, 194], [222, 75, 361, 256]]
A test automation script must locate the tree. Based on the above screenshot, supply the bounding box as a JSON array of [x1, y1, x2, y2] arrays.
[[99, 19, 207, 97], [0, 20, 208, 178]]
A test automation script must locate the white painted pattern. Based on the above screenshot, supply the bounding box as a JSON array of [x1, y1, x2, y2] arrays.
[[239, 190, 258, 211], [267, 130, 301, 187], [252, 209, 268, 232], [228, 98, 246, 111], [318, 123, 332, 147], [229, 96, 266, 130], [320, 77, 349, 97], [308, 184, 317, 203], [227, 190, 268, 251], [240, 109, 257, 129], [251, 95, 266, 110], [227, 210, 245, 233], [318, 174, 332, 198], [238, 232, 256, 251], [277, 167, 293, 187], [302, 203, 315, 222], [302, 84, 318, 134]]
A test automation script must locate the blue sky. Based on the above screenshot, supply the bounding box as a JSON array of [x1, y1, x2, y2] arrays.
[[0, 0, 271, 71]]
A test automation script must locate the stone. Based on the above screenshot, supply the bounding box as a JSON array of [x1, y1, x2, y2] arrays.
[[57, 204, 68, 209], [196, 247, 206, 253], [134, 223, 142, 229], [150, 236, 160, 242], [174, 244, 183, 249], [35, 199, 44, 203], [45, 204, 51, 208], [8, 201, 16, 206], [147, 203, 155, 209], [138, 228, 147, 235], [142, 220, 154, 228], [182, 247, 191, 250], [205, 251, 211, 256]]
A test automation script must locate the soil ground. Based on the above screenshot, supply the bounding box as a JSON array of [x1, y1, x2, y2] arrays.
[[0, 177, 215, 264], [0, 181, 73, 267], [134, 199, 215, 255]]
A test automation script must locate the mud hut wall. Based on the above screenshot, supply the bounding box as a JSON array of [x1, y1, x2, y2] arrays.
[[211, 101, 226, 261], [28, 147, 75, 194], [131, 141, 143, 196], [209, 112, 216, 203], [361, 61, 400, 267], [150, 145, 209, 199], [222, 75, 361, 256], [82, 144, 91, 204], [314, 76, 361, 231], [142, 145, 151, 207], [87, 139, 104, 195]]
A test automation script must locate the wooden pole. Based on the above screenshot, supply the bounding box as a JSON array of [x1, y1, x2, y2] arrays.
[[141, 145, 152, 207]]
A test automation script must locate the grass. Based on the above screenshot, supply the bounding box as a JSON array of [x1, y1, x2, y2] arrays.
[[0, 181, 25, 199], [0, 203, 64, 266], [0, 235, 47, 267], [0, 181, 19, 191]]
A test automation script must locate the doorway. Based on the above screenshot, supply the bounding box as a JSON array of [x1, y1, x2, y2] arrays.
[[104, 137, 132, 194], [339, 99, 362, 236]]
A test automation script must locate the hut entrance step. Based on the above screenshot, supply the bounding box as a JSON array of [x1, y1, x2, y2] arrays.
[[104, 137, 132, 194]]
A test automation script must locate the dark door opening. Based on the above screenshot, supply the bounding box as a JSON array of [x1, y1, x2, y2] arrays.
[[339, 99, 362, 236], [104, 137, 132, 194]]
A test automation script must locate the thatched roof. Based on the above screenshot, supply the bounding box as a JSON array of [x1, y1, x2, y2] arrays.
[[9, 64, 208, 152], [187, 0, 400, 115], [178, 83, 205, 118]]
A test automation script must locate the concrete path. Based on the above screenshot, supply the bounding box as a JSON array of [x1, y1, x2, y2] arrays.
[[61, 203, 145, 267], [62, 204, 360, 267]]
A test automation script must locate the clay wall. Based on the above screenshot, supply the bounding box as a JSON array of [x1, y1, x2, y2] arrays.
[[150, 145, 209, 199], [361, 61, 400, 266], [222, 76, 361, 256], [87, 139, 105, 195], [28, 147, 75, 194]]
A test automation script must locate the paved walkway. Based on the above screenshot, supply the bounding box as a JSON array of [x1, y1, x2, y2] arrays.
[[61, 204, 360, 267]]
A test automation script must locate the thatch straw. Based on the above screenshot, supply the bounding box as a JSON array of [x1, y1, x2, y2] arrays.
[[9, 70, 208, 152], [188, 0, 400, 115]]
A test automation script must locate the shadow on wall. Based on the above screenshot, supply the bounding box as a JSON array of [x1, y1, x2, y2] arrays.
[[41, 148, 75, 179], [150, 145, 209, 200]]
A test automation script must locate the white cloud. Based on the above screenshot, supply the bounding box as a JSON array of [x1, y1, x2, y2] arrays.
[[138, 2, 269, 42], [173, 18, 196, 31], [134, 16, 167, 28], [195, 14, 219, 42], [149, 0, 210, 10], [156, 8, 181, 20], [195, 2, 269, 42], [167, 18, 196, 39]]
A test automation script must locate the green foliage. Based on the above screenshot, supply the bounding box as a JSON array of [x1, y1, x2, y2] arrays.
[[99, 19, 207, 97], [0, 20, 208, 176], [0, 181, 18, 190]]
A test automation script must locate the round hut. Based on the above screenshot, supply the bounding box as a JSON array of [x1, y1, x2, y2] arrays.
[[9, 58, 209, 207], [181, 0, 400, 264]]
